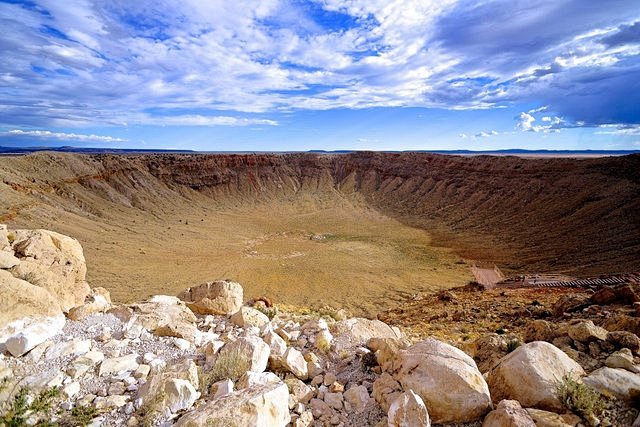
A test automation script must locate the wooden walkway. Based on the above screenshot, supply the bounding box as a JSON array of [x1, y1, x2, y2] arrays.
[[497, 273, 640, 289]]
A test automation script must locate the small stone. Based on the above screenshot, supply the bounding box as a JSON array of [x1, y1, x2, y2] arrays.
[[324, 392, 343, 410], [283, 347, 308, 380], [62, 382, 81, 399], [329, 382, 344, 393], [323, 373, 337, 386], [388, 390, 430, 427], [344, 385, 369, 414], [210, 379, 234, 398], [173, 338, 191, 350], [134, 364, 151, 379], [605, 350, 639, 373], [94, 394, 129, 409], [99, 353, 139, 376]]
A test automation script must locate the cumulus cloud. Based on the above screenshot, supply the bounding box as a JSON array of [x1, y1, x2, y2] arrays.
[[4, 129, 126, 142], [0, 0, 638, 131]]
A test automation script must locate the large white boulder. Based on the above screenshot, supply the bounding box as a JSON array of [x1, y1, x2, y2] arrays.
[[388, 390, 430, 427], [583, 367, 640, 401], [486, 341, 584, 412], [392, 338, 492, 424], [177, 280, 243, 315], [230, 306, 270, 329], [213, 336, 270, 380], [126, 296, 199, 342], [1, 313, 65, 357], [0, 251, 19, 269], [175, 382, 290, 426]]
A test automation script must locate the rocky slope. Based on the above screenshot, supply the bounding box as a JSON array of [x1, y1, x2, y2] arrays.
[[1, 227, 640, 426], [1, 152, 638, 277]]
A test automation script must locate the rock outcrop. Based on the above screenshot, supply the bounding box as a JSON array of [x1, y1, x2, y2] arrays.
[[177, 280, 243, 315]]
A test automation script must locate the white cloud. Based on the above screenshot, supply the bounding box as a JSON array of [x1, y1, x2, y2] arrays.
[[4, 129, 126, 142], [138, 115, 278, 127]]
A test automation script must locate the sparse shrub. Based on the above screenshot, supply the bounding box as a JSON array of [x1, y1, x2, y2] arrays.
[[67, 404, 98, 427], [556, 374, 606, 419], [208, 345, 250, 383], [6, 232, 15, 243], [1, 385, 60, 427], [506, 339, 521, 353]]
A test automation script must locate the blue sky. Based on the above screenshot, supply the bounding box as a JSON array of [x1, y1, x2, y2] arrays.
[[0, 0, 639, 151]]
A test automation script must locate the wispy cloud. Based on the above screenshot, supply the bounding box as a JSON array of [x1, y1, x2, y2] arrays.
[[0, 0, 638, 133], [3, 129, 126, 143]]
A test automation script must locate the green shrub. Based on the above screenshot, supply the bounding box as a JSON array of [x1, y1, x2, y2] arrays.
[[1, 385, 59, 427], [506, 339, 521, 353], [556, 374, 606, 418]]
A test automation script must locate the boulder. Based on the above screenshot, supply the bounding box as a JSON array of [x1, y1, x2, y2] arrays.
[[591, 284, 638, 305], [525, 409, 582, 427], [333, 318, 401, 352], [465, 334, 511, 373], [67, 287, 111, 321], [230, 306, 270, 329], [126, 295, 198, 342], [210, 379, 234, 398], [174, 382, 290, 427], [0, 251, 19, 269], [285, 378, 314, 404], [552, 294, 591, 317], [282, 347, 308, 380], [45, 339, 91, 360], [177, 280, 243, 315], [137, 359, 200, 424], [99, 353, 139, 376], [237, 371, 281, 389], [567, 320, 607, 343], [373, 373, 403, 413], [605, 349, 639, 373], [367, 337, 409, 373], [392, 338, 491, 424], [486, 341, 584, 412], [523, 320, 555, 343], [1, 312, 65, 357], [344, 385, 370, 414], [10, 229, 90, 311], [388, 390, 430, 427], [583, 367, 640, 401], [212, 336, 270, 380], [482, 400, 535, 427], [0, 269, 63, 340]]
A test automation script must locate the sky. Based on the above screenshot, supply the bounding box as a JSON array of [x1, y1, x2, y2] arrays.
[[0, 0, 639, 151]]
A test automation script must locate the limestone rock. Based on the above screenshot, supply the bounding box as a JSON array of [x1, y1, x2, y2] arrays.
[[373, 372, 403, 413], [67, 287, 111, 321], [177, 280, 243, 315], [99, 353, 139, 376], [213, 336, 270, 378], [523, 320, 555, 343], [591, 284, 638, 305], [283, 347, 308, 380], [237, 371, 281, 389], [583, 367, 640, 401], [286, 378, 314, 404], [0, 251, 19, 269], [486, 341, 585, 412], [174, 382, 290, 427], [10, 229, 90, 311], [1, 312, 65, 357], [324, 391, 343, 410], [482, 400, 535, 427], [333, 317, 401, 352], [68, 350, 104, 378], [94, 395, 129, 410], [230, 306, 270, 329], [392, 338, 491, 424], [567, 320, 608, 343], [605, 349, 639, 373], [388, 390, 430, 427], [0, 269, 63, 343], [466, 334, 511, 373], [210, 379, 234, 398], [552, 294, 591, 317], [525, 408, 582, 427], [126, 296, 198, 342], [137, 359, 200, 423], [344, 385, 370, 414], [45, 338, 91, 360], [367, 337, 409, 373]]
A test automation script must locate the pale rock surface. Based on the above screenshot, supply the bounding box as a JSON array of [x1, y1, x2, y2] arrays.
[[482, 400, 535, 427], [324, 391, 343, 410], [486, 341, 584, 412], [94, 395, 129, 410], [210, 379, 234, 398], [387, 390, 430, 427], [392, 338, 492, 423], [344, 385, 370, 413], [175, 382, 290, 427], [367, 337, 409, 373], [10, 228, 90, 311], [286, 378, 314, 404], [283, 347, 309, 380], [215, 335, 270, 375], [525, 409, 582, 427], [99, 353, 140, 376], [45, 338, 91, 360], [126, 296, 198, 342], [567, 320, 608, 343], [523, 320, 555, 343], [605, 349, 639, 373], [177, 280, 243, 315], [583, 366, 640, 401], [68, 350, 104, 378], [230, 305, 270, 329], [2, 312, 65, 357], [137, 359, 200, 423], [333, 318, 401, 352], [67, 287, 111, 321], [0, 251, 19, 269], [295, 410, 314, 427], [237, 371, 281, 389]]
